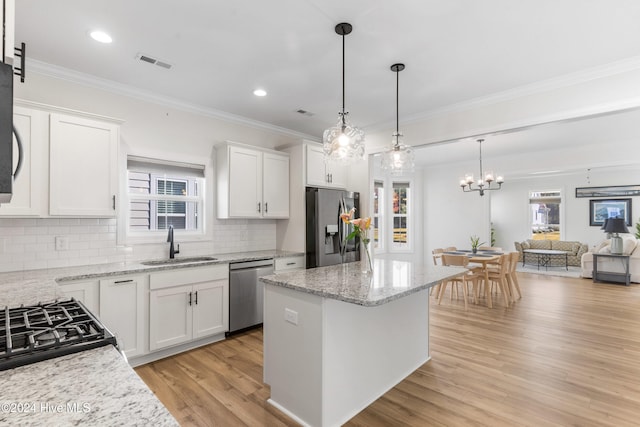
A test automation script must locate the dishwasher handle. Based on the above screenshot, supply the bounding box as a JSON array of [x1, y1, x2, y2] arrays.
[[229, 259, 274, 271]]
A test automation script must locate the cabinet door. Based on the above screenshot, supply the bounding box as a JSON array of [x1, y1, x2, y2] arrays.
[[228, 146, 262, 217], [149, 284, 193, 351], [58, 280, 99, 315], [326, 162, 347, 189], [193, 279, 229, 339], [100, 275, 146, 358], [262, 152, 289, 218], [306, 145, 329, 187], [0, 106, 47, 216], [49, 113, 118, 216]]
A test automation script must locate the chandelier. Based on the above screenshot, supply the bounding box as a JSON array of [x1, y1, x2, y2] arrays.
[[380, 63, 415, 175], [460, 138, 504, 196], [323, 22, 365, 165]]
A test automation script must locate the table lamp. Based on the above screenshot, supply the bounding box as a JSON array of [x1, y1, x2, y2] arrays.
[[603, 217, 629, 255]]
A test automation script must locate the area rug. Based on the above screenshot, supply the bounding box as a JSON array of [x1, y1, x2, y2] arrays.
[[516, 264, 583, 279]]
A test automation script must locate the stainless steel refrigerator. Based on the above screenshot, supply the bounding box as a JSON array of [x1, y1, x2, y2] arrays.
[[305, 187, 360, 268]]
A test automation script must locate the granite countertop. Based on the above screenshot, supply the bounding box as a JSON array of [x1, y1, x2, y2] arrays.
[[0, 249, 304, 292], [0, 346, 178, 426], [260, 259, 467, 306]]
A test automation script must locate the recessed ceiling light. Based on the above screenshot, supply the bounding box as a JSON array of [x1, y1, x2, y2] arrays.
[[253, 89, 267, 97], [89, 30, 112, 44]]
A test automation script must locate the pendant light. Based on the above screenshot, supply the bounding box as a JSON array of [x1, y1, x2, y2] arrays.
[[323, 22, 365, 165], [380, 63, 415, 175]]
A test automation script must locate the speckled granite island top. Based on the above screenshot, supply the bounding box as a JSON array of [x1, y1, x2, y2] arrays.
[[260, 259, 467, 306], [0, 346, 178, 426]]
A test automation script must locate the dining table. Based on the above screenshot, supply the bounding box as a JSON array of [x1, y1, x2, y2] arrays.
[[443, 250, 504, 308]]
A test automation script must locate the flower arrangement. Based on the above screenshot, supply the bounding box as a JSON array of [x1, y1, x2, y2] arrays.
[[470, 235, 485, 253], [340, 207, 373, 272]]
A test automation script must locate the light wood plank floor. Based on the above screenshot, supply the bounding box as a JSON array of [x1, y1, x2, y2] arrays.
[[136, 273, 640, 426]]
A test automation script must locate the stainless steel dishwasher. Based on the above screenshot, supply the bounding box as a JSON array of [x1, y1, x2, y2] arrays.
[[228, 258, 274, 334]]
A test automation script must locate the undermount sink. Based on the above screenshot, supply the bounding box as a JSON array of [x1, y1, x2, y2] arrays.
[[141, 256, 218, 266]]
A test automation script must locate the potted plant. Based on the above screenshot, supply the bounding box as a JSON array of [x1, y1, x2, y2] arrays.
[[470, 235, 485, 254]]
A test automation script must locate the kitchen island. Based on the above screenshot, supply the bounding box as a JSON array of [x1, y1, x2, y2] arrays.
[[260, 259, 466, 427]]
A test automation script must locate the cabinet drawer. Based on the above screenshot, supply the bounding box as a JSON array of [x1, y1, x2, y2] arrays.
[[275, 256, 304, 272], [150, 264, 228, 290]]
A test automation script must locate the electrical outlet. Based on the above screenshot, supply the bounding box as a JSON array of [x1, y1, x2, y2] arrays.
[[284, 308, 298, 325], [55, 236, 69, 251]]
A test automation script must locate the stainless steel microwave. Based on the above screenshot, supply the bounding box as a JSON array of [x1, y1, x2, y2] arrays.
[[0, 62, 15, 203]]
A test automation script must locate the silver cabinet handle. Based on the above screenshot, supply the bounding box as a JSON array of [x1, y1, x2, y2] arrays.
[[265, 202, 268, 213], [188, 291, 192, 306], [194, 290, 198, 305], [257, 202, 261, 213], [114, 279, 133, 284], [112, 195, 116, 210]]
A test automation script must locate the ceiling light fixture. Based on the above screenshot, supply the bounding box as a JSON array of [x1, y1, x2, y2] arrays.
[[460, 138, 504, 196], [380, 63, 414, 175], [253, 89, 267, 97], [323, 22, 365, 165], [89, 30, 112, 44]]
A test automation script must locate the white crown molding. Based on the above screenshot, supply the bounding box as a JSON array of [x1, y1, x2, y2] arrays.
[[26, 58, 317, 141], [368, 55, 640, 132]]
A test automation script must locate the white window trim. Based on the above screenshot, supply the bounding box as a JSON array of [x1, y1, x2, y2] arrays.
[[117, 149, 213, 246]]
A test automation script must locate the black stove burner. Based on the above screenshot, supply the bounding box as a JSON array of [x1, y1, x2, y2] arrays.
[[0, 299, 118, 371]]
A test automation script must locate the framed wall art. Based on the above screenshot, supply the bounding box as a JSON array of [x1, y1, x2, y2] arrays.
[[589, 198, 632, 227]]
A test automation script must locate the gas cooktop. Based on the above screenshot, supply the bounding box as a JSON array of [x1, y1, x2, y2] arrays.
[[0, 299, 118, 371]]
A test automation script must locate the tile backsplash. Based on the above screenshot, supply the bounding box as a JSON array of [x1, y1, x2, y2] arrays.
[[0, 218, 276, 273]]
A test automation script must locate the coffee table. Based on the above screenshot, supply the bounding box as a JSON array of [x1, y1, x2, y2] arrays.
[[522, 249, 568, 271]]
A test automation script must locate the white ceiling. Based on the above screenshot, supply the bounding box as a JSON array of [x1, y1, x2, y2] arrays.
[[15, 0, 640, 142]]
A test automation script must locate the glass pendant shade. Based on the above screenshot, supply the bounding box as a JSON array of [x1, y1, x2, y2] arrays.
[[323, 114, 365, 164], [380, 133, 415, 175], [380, 63, 413, 175], [323, 22, 365, 165]]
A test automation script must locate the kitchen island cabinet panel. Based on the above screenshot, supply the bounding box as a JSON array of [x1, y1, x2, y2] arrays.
[[49, 113, 119, 217], [100, 274, 147, 358]]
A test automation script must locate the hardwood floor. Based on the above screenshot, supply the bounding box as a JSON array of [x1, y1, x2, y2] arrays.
[[135, 273, 640, 426]]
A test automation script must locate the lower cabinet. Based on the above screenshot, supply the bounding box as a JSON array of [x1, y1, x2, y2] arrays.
[[99, 275, 147, 359], [149, 265, 229, 351], [57, 279, 99, 315], [274, 255, 305, 273]]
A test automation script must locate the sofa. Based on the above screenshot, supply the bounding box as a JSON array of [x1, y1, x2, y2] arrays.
[[513, 239, 588, 267], [580, 235, 640, 283]]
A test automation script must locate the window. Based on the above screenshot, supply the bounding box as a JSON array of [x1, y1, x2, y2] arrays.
[[529, 190, 561, 240], [392, 181, 410, 250], [127, 156, 205, 235], [373, 180, 384, 250]]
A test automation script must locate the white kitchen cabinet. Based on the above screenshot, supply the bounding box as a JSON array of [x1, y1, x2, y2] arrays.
[[0, 105, 48, 216], [305, 144, 347, 189], [149, 264, 228, 351], [99, 274, 147, 358], [274, 255, 305, 272], [216, 142, 289, 219], [57, 279, 99, 315], [49, 113, 119, 217]]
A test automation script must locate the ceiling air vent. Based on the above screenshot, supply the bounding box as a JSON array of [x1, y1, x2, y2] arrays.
[[296, 109, 314, 117], [135, 53, 172, 70]]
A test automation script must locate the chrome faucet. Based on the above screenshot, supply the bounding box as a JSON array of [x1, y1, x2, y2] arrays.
[[167, 225, 180, 259]]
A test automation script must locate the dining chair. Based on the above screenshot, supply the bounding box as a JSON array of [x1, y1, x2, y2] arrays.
[[506, 251, 522, 301], [443, 246, 457, 251], [430, 248, 445, 296], [472, 253, 511, 307], [438, 254, 476, 310]]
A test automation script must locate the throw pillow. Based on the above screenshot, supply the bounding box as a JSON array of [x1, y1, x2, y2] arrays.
[[594, 240, 609, 253], [598, 245, 612, 254], [521, 241, 530, 249], [623, 238, 637, 255]]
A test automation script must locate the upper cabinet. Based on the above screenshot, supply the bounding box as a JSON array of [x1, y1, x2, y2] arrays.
[[305, 144, 347, 189], [216, 142, 289, 219], [0, 105, 48, 216], [49, 113, 119, 217]]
